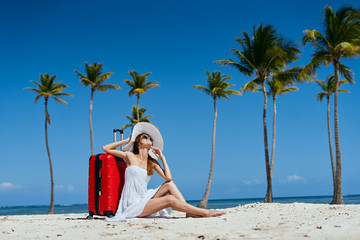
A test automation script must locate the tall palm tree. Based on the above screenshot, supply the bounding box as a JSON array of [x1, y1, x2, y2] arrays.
[[315, 76, 350, 196], [300, 5, 360, 204], [216, 24, 300, 202], [25, 73, 72, 214], [124, 70, 159, 122], [75, 62, 121, 155], [193, 71, 240, 208], [121, 106, 153, 131]]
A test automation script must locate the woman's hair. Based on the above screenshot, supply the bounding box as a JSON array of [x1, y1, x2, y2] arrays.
[[133, 133, 156, 176]]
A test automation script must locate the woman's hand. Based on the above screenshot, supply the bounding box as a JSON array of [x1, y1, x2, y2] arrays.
[[151, 147, 164, 160], [152, 147, 171, 181]]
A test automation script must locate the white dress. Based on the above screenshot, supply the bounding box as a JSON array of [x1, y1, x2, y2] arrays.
[[106, 165, 172, 221]]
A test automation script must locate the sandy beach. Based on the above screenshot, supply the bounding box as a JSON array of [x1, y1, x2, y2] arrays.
[[1, 203, 360, 240]]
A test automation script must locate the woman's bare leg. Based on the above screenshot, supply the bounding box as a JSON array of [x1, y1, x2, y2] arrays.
[[152, 181, 201, 217], [138, 195, 226, 218], [152, 181, 186, 202]]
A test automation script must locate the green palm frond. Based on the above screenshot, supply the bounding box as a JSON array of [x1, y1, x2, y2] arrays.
[[74, 70, 86, 80], [241, 79, 262, 93], [144, 80, 159, 86], [25, 73, 72, 105], [29, 80, 44, 89], [75, 62, 120, 91], [338, 63, 355, 84], [338, 89, 350, 93], [230, 48, 257, 71], [124, 70, 159, 97], [302, 30, 329, 51], [124, 114, 133, 121], [316, 92, 327, 102], [215, 59, 253, 76], [315, 74, 350, 102], [263, 46, 288, 73], [193, 85, 211, 95], [302, 5, 360, 80], [299, 51, 329, 80], [96, 84, 122, 92], [122, 106, 153, 130], [79, 78, 93, 87], [24, 87, 42, 97], [124, 79, 136, 88], [96, 72, 115, 85], [121, 124, 134, 131], [267, 66, 302, 98], [194, 71, 240, 100], [217, 24, 301, 87], [279, 86, 299, 95], [276, 66, 314, 84], [53, 97, 69, 105], [143, 83, 160, 90], [334, 42, 360, 53], [34, 95, 41, 103]]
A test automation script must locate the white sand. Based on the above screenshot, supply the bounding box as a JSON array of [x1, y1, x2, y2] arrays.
[[1, 203, 360, 239]]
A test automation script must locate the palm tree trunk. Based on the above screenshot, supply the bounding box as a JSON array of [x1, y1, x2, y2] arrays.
[[269, 96, 276, 201], [89, 89, 94, 156], [263, 83, 272, 203], [45, 98, 54, 214], [331, 60, 344, 204], [136, 95, 140, 122], [198, 98, 217, 208], [327, 96, 336, 196]]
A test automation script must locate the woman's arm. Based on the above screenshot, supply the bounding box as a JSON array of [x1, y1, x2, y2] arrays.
[[102, 138, 130, 160], [152, 147, 172, 182]]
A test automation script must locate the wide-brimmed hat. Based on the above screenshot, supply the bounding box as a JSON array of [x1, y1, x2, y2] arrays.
[[122, 122, 163, 159]]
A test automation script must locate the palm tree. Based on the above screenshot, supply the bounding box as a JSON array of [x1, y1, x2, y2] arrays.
[[121, 106, 153, 131], [193, 71, 240, 208], [124, 70, 159, 122], [216, 24, 300, 203], [300, 5, 360, 204], [315, 76, 350, 196], [267, 69, 300, 192], [243, 67, 301, 197], [25, 73, 72, 214], [75, 62, 121, 155]]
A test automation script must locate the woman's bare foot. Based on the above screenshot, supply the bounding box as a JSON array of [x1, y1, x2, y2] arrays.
[[185, 210, 226, 218], [205, 210, 226, 217], [186, 213, 202, 218]]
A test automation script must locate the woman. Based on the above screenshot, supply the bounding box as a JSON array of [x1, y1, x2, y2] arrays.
[[102, 122, 226, 221]]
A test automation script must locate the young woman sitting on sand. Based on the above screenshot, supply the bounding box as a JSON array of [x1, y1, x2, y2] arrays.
[[102, 122, 226, 221]]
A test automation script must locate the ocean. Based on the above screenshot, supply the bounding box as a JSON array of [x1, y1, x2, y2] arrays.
[[1, 194, 359, 216]]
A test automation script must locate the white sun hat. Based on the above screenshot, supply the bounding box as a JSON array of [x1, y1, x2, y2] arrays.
[[122, 122, 163, 159]]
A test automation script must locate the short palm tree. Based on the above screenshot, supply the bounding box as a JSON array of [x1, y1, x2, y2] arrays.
[[315, 75, 350, 196], [121, 106, 153, 131], [216, 24, 301, 203], [245, 67, 300, 193], [75, 62, 121, 155], [193, 71, 240, 208], [243, 67, 301, 196], [124, 70, 159, 122], [25, 73, 72, 214], [300, 5, 360, 204], [267, 69, 300, 189]]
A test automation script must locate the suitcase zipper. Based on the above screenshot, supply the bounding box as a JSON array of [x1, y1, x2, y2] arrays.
[[94, 154, 102, 215]]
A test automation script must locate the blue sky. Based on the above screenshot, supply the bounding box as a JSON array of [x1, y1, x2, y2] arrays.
[[1, 0, 359, 206]]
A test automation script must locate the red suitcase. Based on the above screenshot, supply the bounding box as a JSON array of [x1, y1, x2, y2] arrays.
[[88, 154, 127, 217]]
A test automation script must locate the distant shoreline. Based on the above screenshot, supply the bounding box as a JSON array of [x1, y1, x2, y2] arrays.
[[1, 194, 359, 216]]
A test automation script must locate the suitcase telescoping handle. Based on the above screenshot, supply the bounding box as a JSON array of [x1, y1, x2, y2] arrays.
[[113, 129, 124, 150]]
